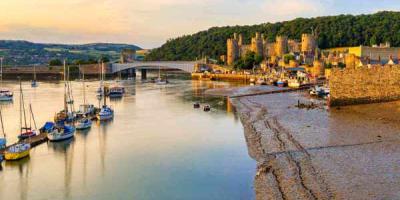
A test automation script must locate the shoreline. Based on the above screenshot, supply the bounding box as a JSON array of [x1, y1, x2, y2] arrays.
[[207, 85, 400, 199]]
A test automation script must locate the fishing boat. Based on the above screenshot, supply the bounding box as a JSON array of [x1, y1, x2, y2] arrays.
[[193, 102, 200, 109], [17, 82, 38, 140], [47, 124, 75, 142], [4, 143, 31, 161], [0, 89, 13, 101], [97, 106, 114, 121], [76, 117, 92, 130], [31, 65, 38, 87], [55, 61, 75, 123], [203, 104, 211, 112], [0, 58, 13, 101], [107, 86, 124, 98]]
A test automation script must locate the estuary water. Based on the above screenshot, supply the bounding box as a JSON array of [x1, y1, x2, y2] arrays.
[[0, 77, 255, 200]]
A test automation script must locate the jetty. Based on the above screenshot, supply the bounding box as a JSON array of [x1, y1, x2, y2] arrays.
[[0, 132, 48, 155]]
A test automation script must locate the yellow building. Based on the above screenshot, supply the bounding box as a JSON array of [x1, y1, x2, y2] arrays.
[[326, 45, 400, 61]]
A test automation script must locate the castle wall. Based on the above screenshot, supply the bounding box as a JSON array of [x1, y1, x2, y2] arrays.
[[329, 66, 400, 106]]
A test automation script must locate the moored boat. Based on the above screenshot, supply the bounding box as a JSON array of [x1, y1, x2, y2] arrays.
[[47, 124, 75, 142], [203, 104, 211, 112], [288, 79, 301, 88], [108, 86, 124, 98], [76, 118, 92, 130], [97, 106, 114, 121], [0, 89, 13, 101], [4, 143, 30, 161]]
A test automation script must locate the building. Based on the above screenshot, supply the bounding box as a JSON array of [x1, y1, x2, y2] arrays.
[[275, 36, 288, 57], [301, 34, 317, 54], [251, 32, 264, 57], [325, 45, 400, 63]]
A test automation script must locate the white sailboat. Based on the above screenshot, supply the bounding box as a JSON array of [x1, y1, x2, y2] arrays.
[[31, 64, 38, 87], [155, 66, 168, 85], [97, 62, 114, 121], [76, 67, 93, 130]]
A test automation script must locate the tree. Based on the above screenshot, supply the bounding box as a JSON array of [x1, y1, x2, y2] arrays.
[[49, 59, 62, 66]]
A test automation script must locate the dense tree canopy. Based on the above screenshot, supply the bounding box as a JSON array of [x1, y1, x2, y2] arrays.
[[146, 11, 400, 61]]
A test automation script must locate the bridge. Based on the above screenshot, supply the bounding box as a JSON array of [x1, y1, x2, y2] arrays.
[[111, 61, 197, 74]]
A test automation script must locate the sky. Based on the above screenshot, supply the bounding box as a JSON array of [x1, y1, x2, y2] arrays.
[[0, 0, 399, 49]]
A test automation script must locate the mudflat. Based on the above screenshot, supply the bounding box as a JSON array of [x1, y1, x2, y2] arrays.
[[210, 85, 400, 199]]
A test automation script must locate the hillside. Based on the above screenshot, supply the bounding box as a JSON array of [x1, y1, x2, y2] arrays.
[[146, 11, 400, 61], [0, 40, 141, 65]]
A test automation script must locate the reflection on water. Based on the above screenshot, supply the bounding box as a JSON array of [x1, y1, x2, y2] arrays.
[[0, 78, 255, 200]]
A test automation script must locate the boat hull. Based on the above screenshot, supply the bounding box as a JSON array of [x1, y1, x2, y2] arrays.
[[97, 114, 113, 121], [0, 96, 13, 101], [5, 149, 30, 160], [47, 132, 75, 142], [76, 121, 92, 130]]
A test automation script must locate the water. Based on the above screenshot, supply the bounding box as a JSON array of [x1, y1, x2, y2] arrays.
[[0, 78, 255, 200]]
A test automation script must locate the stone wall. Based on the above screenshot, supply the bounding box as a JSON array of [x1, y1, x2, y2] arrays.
[[329, 66, 400, 106]]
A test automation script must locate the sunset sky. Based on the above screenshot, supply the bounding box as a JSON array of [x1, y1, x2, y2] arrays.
[[0, 0, 399, 48]]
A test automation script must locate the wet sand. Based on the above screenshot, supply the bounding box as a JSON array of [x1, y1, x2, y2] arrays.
[[209, 86, 400, 199]]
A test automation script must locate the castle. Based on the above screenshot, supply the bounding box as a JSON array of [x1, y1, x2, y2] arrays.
[[226, 32, 317, 66]]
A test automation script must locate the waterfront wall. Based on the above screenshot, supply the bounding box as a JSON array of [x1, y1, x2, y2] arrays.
[[329, 66, 400, 106]]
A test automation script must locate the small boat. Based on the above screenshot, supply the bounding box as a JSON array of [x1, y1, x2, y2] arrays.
[[31, 65, 38, 87], [54, 110, 75, 123], [76, 104, 96, 117], [18, 130, 37, 140], [155, 78, 168, 85], [108, 86, 124, 98], [203, 104, 211, 112], [97, 106, 114, 121], [0, 89, 13, 101], [277, 79, 286, 87], [288, 79, 301, 88], [17, 82, 38, 140], [193, 102, 200, 109], [47, 124, 75, 142], [40, 122, 55, 134], [76, 118, 92, 130], [31, 80, 38, 88], [4, 143, 30, 161]]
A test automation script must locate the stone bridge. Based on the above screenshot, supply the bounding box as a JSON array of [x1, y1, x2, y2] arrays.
[[111, 61, 197, 74]]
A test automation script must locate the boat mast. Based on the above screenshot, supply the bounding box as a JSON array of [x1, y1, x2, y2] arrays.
[[0, 106, 5, 139], [82, 65, 86, 106], [29, 104, 37, 130], [0, 57, 3, 86], [102, 62, 106, 107], [20, 80, 28, 132], [33, 64, 36, 81], [64, 60, 68, 113]]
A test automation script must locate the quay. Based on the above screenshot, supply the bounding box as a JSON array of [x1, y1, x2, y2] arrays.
[[0, 132, 48, 155]]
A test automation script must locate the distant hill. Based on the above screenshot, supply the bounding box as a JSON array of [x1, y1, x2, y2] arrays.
[[0, 40, 141, 65], [146, 11, 400, 61]]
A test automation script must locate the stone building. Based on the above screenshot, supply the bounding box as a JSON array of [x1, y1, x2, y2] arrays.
[[251, 32, 264, 57], [227, 34, 240, 66], [301, 34, 317, 54], [275, 36, 288, 57]]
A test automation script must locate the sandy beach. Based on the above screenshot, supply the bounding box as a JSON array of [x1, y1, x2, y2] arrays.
[[208, 85, 400, 199]]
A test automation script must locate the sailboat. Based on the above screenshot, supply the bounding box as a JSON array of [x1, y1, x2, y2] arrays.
[[18, 82, 38, 140], [4, 81, 32, 161], [31, 65, 38, 87], [76, 67, 93, 130], [0, 58, 13, 101], [47, 122, 75, 142], [97, 62, 114, 121], [155, 66, 168, 85], [54, 60, 75, 123]]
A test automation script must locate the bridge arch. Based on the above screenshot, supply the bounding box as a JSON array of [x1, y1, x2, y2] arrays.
[[111, 61, 197, 73]]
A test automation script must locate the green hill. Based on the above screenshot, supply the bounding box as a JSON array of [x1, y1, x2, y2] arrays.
[[0, 41, 141, 66], [146, 11, 400, 61]]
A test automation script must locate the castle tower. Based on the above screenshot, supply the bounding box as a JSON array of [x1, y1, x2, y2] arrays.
[[275, 36, 288, 57], [227, 34, 239, 66], [301, 34, 316, 54], [251, 32, 263, 57]]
